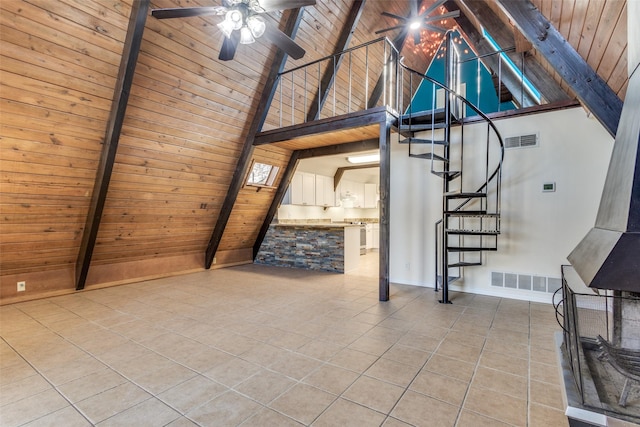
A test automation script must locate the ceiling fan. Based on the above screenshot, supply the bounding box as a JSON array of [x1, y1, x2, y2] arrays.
[[375, 0, 460, 45], [151, 0, 315, 61]]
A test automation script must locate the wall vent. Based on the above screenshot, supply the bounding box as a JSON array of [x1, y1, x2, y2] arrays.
[[504, 133, 538, 149], [491, 271, 561, 293]]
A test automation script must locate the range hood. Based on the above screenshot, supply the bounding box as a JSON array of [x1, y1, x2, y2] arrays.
[[567, 75, 640, 293]]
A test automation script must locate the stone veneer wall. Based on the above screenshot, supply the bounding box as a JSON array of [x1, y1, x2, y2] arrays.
[[255, 225, 345, 273]]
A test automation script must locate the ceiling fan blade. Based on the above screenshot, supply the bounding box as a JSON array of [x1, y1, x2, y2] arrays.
[[422, 23, 447, 34], [381, 11, 407, 21], [219, 33, 240, 61], [374, 24, 406, 35], [262, 23, 305, 59], [257, 0, 316, 12], [151, 6, 226, 19], [413, 30, 421, 46], [411, 0, 419, 17], [423, 10, 460, 23], [419, 0, 447, 18]]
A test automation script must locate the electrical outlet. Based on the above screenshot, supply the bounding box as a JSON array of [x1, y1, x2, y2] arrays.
[[213, 257, 217, 265], [17, 281, 26, 292], [405, 262, 410, 271]]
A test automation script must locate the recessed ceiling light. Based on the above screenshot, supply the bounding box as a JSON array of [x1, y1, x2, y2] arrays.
[[347, 153, 380, 164]]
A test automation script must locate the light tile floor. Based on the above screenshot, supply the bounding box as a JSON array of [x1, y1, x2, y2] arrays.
[[1, 255, 568, 426]]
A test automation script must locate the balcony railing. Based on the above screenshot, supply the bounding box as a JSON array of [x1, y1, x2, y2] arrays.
[[261, 37, 401, 131]]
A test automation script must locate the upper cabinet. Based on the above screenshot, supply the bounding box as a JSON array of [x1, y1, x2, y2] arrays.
[[284, 172, 376, 209], [315, 175, 336, 207], [290, 172, 316, 206], [363, 183, 378, 209]]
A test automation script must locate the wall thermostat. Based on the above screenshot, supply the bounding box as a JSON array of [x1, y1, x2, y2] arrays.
[[543, 182, 556, 192]]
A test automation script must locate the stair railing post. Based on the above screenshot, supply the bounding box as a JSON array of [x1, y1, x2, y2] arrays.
[[279, 75, 283, 128]]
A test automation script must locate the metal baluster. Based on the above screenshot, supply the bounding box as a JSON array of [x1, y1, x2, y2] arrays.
[[317, 62, 321, 119], [365, 45, 369, 109], [348, 51, 352, 113], [304, 67, 307, 122], [498, 55, 502, 112], [476, 58, 480, 108], [291, 71, 294, 126], [383, 42, 387, 107], [333, 55, 336, 117], [279, 75, 283, 128]]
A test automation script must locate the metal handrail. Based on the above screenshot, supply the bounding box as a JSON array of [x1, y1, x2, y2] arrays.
[[265, 37, 401, 129]]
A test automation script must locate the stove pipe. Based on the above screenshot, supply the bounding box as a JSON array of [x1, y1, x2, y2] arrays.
[[567, 73, 640, 293]]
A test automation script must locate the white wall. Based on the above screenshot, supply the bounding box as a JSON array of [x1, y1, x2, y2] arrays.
[[390, 107, 614, 302]]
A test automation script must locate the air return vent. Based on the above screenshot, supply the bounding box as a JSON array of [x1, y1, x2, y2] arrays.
[[491, 271, 560, 293], [504, 133, 538, 149]]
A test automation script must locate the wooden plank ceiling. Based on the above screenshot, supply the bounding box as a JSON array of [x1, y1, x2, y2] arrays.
[[0, 0, 629, 303]]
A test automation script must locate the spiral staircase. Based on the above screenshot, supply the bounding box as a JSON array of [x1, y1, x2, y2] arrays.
[[398, 37, 504, 304]]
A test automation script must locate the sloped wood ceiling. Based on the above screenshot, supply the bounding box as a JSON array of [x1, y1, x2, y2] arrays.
[[0, 0, 629, 303]]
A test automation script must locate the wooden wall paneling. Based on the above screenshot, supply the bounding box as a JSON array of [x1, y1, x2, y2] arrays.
[[586, 0, 625, 73], [0, 2, 125, 58], [1, 0, 133, 300], [217, 146, 292, 256], [549, 0, 562, 30], [608, 47, 630, 95], [133, 54, 250, 120], [576, 0, 606, 60], [558, 0, 576, 38], [205, 9, 306, 269], [566, 0, 589, 48], [252, 150, 300, 258], [594, 3, 627, 81], [0, 45, 115, 99], [75, 0, 149, 290]]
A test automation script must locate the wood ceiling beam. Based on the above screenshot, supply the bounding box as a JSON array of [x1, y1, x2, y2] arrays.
[[75, 0, 149, 290], [306, 0, 366, 122], [205, 8, 306, 269], [334, 164, 378, 190], [494, 0, 622, 137], [297, 138, 380, 158]]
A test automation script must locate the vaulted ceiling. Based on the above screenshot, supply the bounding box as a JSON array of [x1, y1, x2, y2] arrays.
[[0, 0, 630, 303]]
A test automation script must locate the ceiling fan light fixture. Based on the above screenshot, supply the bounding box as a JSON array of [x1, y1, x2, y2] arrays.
[[217, 19, 235, 38], [239, 25, 256, 44], [227, 9, 244, 29], [246, 15, 266, 38]]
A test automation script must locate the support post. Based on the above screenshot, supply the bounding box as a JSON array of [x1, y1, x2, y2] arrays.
[[379, 114, 392, 301]]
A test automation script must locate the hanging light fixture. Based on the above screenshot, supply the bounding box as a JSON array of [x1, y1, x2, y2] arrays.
[[217, 8, 243, 38], [239, 26, 255, 44], [246, 15, 266, 38]]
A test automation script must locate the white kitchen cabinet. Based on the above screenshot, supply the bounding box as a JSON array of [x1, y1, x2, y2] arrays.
[[365, 223, 373, 249], [339, 180, 364, 208], [372, 223, 379, 249], [290, 172, 315, 205], [315, 175, 335, 207], [363, 183, 378, 208]]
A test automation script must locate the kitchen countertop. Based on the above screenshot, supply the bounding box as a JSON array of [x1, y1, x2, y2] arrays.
[[272, 222, 361, 228]]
